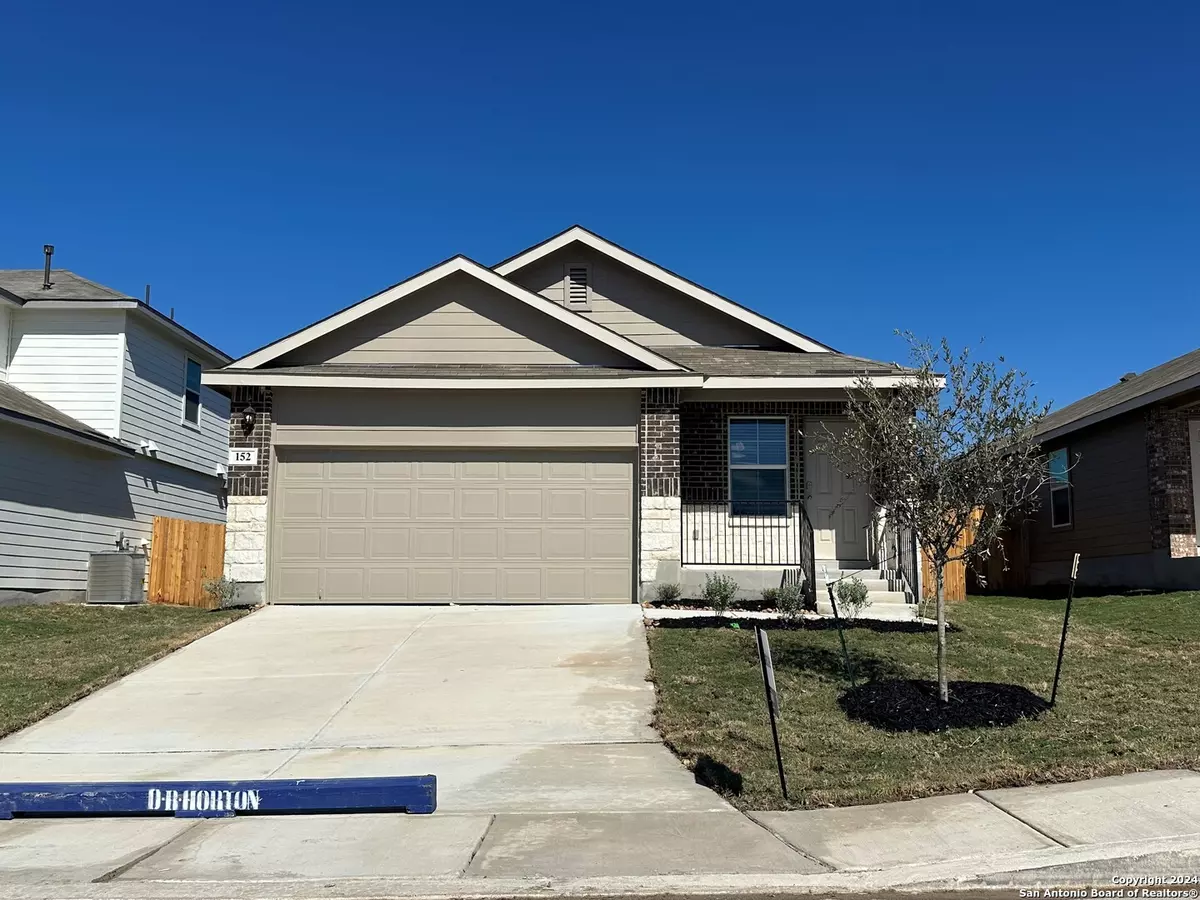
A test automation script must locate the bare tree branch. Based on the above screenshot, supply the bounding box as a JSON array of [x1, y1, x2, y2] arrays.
[[816, 333, 1050, 702]]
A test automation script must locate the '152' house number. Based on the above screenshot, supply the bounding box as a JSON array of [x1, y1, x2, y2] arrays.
[[228, 448, 258, 466]]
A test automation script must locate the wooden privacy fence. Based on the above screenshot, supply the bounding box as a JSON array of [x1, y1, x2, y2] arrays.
[[920, 510, 980, 604], [148, 516, 227, 608]]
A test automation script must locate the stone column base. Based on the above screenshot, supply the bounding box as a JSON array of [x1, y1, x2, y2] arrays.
[[640, 496, 682, 587], [225, 496, 267, 594]]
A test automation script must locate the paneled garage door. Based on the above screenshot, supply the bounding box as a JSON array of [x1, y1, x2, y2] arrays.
[[270, 448, 634, 603]]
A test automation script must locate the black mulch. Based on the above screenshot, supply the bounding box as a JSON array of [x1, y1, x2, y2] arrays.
[[838, 679, 1050, 733]]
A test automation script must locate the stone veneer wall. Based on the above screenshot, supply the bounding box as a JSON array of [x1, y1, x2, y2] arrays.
[[1146, 403, 1198, 559], [639, 389, 681, 586], [679, 400, 846, 501], [224, 387, 273, 600]]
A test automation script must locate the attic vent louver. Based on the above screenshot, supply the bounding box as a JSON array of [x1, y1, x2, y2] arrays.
[[565, 265, 590, 307]]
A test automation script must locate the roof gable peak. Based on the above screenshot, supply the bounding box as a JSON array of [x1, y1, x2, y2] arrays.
[[493, 226, 834, 353], [227, 254, 683, 372]]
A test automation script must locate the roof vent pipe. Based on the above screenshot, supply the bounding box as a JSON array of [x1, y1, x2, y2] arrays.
[[1119, 372, 1137, 383], [42, 244, 54, 290]]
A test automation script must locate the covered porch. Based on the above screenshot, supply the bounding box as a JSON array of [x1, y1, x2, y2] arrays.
[[636, 355, 921, 612]]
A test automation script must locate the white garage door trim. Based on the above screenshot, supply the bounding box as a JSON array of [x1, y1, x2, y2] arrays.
[[269, 447, 635, 604]]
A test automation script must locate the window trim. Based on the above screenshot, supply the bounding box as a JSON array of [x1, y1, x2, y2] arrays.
[[182, 357, 203, 429], [563, 263, 592, 309], [727, 415, 789, 518], [1048, 446, 1072, 529]]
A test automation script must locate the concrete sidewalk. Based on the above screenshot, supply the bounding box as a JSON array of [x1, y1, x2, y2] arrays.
[[2, 770, 1200, 896]]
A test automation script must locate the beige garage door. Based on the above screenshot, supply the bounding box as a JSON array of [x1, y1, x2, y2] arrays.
[[270, 448, 634, 604]]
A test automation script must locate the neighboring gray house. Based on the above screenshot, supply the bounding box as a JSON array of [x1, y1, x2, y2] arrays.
[[0, 259, 231, 593], [206, 226, 921, 607], [1002, 348, 1200, 590]]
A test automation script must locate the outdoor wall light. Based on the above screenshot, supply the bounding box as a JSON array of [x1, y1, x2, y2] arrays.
[[241, 406, 256, 435]]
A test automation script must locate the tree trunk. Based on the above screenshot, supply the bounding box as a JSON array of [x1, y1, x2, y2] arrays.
[[936, 567, 948, 702]]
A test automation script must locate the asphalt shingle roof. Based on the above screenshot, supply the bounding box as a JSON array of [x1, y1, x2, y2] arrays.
[[0, 270, 134, 302], [649, 346, 913, 377], [1035, 347, 1200, 439], [219, 364, 671, 378], [0, 382, 129, 449]]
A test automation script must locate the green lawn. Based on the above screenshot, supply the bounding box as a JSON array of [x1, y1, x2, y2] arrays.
[[648, 593, 1200, 810], [0, 603, 248, 739]]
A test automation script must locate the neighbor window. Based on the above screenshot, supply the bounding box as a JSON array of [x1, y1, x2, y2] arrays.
[[1049, 447, 1071, 528], [183, 358, 202, 425], [729, 418, 788, 516]]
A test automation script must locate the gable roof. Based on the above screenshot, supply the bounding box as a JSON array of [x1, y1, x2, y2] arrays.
[[0, 269, 134, 302], [493, 225, 835, 354], [1036, 347, 1200, 443], [227, 255, 685, 372]]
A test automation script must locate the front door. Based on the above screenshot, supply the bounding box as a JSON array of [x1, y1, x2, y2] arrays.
[[804, 419, 871, 562]]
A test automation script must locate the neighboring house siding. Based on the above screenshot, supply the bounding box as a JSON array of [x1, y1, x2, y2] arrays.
[[271, 388, 640, 448], [506, 245, 780, 348], [0, 304, 10, 380], [6, 309, 124, 436], [120, 313, 230, 474], [276, 273, 635, 367], [1029, 413, 1153, 565], [0, 422, 226, 591]]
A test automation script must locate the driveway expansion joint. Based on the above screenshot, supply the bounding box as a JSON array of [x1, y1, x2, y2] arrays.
[[972, 789, 1070, 848]]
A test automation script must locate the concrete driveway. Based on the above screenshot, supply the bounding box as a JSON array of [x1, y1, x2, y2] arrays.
[[0, 604, 720, 814]]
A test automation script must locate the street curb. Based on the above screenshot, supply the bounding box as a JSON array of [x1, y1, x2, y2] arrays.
[[3, 831, 1200, 899]]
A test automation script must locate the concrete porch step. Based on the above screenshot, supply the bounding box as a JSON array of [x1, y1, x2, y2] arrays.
[[821, 577, 893, 592]]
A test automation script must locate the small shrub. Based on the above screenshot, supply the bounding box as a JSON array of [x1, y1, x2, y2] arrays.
[[761, 586, 780, 605], [655, 582, 682, 603], [776, 581, 807, 622], [202, 575, 239, 609], [702, 573, 738, 615], [835, 576, 871, 619]]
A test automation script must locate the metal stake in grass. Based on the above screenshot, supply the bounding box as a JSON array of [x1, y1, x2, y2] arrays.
[[1050, 553, 1081, 707], [755, 627, 788, 801], [823, 567, 856, 687]]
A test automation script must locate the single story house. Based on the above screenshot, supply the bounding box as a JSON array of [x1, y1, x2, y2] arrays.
[[205, 226, 920, 605], [0, 256, 231, 595], [990, 347, 1200, 590]]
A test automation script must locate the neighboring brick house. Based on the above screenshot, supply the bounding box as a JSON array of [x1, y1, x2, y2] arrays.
[[205, 226, 920, 607], [1004, 348, 1200, 590]]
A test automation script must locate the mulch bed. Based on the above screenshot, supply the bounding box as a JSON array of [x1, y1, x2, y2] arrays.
[[838, 679, 1050, 733]]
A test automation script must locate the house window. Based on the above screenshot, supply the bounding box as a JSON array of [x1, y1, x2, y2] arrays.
[[564, 264, 590, 308], [729, 417, 788, 516], [1049, 447, 1071, 528], [183, 358, 202, 425]]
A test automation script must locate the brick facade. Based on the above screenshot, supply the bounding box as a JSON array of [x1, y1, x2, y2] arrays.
[[640, 388, 680, 497], [226, 387, 273, 497], [679, 400, 846, 501], [1146, 402, 1198, 558]]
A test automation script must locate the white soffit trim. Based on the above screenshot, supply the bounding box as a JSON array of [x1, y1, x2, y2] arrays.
[[202, 372, 703, 389], [702, 375, 927, 389], [495, 226, 834, 353], [227, 256, 682, 372]]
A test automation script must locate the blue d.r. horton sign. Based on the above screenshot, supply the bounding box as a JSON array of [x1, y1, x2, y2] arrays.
[[0, 775, 436, 818]]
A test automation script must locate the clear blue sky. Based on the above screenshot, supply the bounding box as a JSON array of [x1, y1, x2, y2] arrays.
[[2, 1, 1196, 409]]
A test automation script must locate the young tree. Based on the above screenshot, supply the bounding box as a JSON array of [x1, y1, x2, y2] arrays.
[[817, 334, 1051, 702]]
